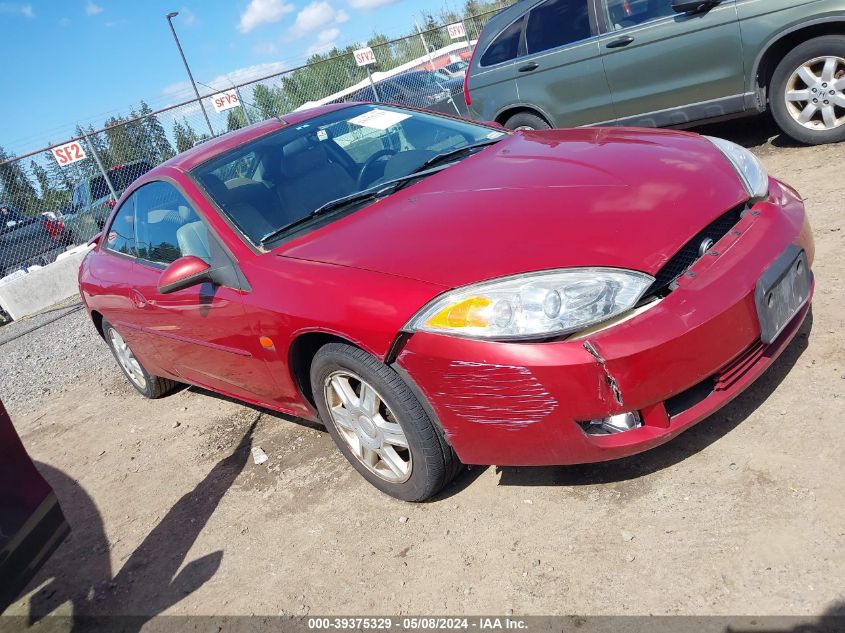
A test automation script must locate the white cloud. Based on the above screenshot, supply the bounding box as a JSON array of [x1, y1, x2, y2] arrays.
[[162, 62, 291, 101], [348, 0, 398, 9], [290, 1, 347, 39], [253, 41, 279, 56], [237, 0, 294, 34], [306, 27, 340, 56], [0, 3, 34, 17], [179, 7, 197, 27], [85, 1, 103, 16]]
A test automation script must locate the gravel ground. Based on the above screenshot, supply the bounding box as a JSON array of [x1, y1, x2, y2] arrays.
[[0, 299, 115, 416], [2, 115, 844, 620]]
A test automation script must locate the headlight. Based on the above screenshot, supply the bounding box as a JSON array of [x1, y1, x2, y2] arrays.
[[705, 136, 769, 200], [404, 268, 654, 341]]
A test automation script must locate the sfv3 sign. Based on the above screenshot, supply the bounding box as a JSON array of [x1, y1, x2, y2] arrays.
[[211, 90, 241, 113]]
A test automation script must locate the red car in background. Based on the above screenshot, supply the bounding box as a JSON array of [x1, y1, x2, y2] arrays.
[[78, 104, 813, 501]]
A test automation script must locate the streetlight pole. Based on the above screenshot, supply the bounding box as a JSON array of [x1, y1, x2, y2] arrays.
[[166, 11, 214, 137]]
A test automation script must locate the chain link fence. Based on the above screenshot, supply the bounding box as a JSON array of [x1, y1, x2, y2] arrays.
[[0, 8, 508, 292]]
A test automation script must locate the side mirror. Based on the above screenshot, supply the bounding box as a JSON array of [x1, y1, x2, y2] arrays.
[[158, 256, 212, 294], [672, 0, 720, 14]]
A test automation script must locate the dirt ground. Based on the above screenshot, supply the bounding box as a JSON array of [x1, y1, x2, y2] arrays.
[[4, 115, 845, 621]]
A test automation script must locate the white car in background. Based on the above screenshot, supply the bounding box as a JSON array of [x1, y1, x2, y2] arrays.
[[435, 60, 468, 80]]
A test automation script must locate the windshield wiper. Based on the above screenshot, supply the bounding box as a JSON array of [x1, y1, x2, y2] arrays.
[[259, 164, 453, 246], [412, 137, 504, 174]]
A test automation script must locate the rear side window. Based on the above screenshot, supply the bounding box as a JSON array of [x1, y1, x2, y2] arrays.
[[480, 16, 524, 67], [526, 0, 592, 54], [105, 197, 136, 257]]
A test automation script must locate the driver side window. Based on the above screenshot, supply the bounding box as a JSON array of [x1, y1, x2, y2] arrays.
[[134, 182, 210, 266]]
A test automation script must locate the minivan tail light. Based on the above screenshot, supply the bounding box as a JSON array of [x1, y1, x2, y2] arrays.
[[464, 35, 482, 107]]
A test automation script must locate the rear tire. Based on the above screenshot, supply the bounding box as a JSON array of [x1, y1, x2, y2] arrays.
[[103, 319, 179, 399], [770, 36, 845, 145], [503, 111, 551, 131], [311, 343, 461, 502]]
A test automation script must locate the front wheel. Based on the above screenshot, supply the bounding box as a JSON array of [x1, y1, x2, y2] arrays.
[[103, 319, 179, 399], [770, 36, 845, 145], [503, 111, 551, 131], [311, 343, 461, 501]]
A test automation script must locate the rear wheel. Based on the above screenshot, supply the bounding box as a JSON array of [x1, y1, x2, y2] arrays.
[[770, 36, 845, 145], [503, 111, 551, 131], [103, 319, 179, 399], [311, 343, 461, 501]]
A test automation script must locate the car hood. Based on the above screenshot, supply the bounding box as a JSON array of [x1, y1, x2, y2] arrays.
[[277, 128, 750, 289]]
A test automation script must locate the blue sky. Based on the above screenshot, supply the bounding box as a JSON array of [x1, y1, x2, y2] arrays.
[[1, 0, 451, 156]]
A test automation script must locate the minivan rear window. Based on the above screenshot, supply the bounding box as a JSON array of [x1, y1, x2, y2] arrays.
[[480, 16, 524, 67]]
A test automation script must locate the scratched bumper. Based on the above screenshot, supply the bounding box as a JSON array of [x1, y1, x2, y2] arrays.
[[393, 180, 815, 466]]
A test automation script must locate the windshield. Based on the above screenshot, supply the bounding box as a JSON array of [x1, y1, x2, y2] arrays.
[[191, 104, 507, 245]]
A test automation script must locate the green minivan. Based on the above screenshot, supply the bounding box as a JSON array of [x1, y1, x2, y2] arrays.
[[464, 0, 845, 144]]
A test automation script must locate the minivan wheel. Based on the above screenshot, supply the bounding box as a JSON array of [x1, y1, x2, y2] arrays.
[[503, 111, 551, 131], [311, 343, 461, 502], [770, 36, 845, 145], [103, 319, 179, 399]]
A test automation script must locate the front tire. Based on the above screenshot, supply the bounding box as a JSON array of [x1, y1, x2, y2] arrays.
[[103, 319, 179, 399], [311, 343, 461, 502], [770, 36, 845, 145]]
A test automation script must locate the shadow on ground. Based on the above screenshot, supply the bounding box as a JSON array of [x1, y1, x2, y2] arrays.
[[18, 417, 259, 630], [689, 113, 805, 150], [496, 310, 812, 489]]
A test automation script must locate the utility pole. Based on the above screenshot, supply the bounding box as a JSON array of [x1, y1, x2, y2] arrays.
[[166, 11, 214, 137]]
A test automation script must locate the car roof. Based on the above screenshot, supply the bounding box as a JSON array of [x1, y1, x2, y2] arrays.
[[159, 102, 354, 172]]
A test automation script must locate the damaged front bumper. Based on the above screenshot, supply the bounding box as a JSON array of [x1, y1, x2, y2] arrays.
[[392, 179, 815, 466]]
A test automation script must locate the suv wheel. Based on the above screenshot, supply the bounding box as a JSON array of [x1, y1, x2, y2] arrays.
[[503, 111, 551, 131], [770, 36, 845, 145], [311, 343, 461, 502]]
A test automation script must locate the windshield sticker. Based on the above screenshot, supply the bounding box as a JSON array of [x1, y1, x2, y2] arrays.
[[317, 129, 328, 141], [348, 109, 411, 130]]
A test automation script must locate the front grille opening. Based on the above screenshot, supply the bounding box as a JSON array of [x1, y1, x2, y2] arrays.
[[665, 377, 716, 418], [643, 205, 745, 300]]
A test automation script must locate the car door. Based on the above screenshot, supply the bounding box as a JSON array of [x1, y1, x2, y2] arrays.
[[93, 195, 146, 353], [515, 0, 616, 126], [125, 180, 279, 401], [597, 0, 745, 126]]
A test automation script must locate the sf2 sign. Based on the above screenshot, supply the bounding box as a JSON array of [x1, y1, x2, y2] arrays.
[[353, 46, 376, 67], [447, 22, 466, 39], [211, 89, 241, 114], [51, 141, 87, 167]]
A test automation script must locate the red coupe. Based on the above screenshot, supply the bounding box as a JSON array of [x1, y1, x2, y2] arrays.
[[78, 104, 814, 501]]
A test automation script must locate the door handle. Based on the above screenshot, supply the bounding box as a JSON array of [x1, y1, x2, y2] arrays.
[[606, 36, 635, 49], [130, 289, 147, 309], [518, 62, 539, 72]]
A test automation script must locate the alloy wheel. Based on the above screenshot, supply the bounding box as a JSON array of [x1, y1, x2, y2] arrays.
[[108, 328, 147, 390], [785, 55, 845, 131], [323, 371, 412, 483]]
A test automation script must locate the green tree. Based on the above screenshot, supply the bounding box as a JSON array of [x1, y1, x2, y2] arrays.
[[140, 100, 175, 164], [172, 119, 199, 153], [226, 107, 249, 132], [0, 146, 40, 215]]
